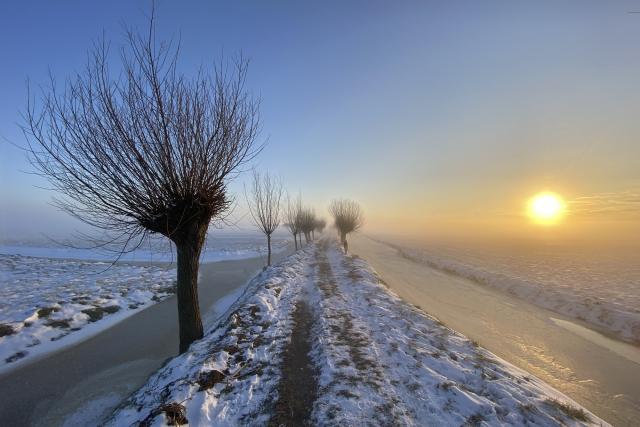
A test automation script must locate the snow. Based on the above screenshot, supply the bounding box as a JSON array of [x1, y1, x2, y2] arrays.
[[0, 236, 290, 374], [108, 240, 607, 426], [0, 236, 289, 263], [390, 243, 640, 345], [307, 243, 606, 426], [106, 250, 310, 426], [62, 392, 123, 427], [0, 254, 176, 373]]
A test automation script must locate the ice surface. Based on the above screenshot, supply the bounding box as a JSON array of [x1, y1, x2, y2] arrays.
[[383, 239, 640, 344], [0, 254, 175, 373]]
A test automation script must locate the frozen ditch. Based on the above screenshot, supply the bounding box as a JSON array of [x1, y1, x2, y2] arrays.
[[0, 254, 175, 373]]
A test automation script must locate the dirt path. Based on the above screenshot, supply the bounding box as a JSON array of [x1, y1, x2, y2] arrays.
[[269, 299, 319, 426]]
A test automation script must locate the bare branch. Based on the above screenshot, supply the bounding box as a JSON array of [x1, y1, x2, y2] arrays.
[[21, 12, 262, 353], [23, 23, 262, 249], [245, 170, 283, 265], [329, 198, 364, 252], [284, 192, 302, 250]]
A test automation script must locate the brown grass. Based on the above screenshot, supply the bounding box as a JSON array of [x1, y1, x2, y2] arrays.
[[81, 305, 120, 322], [197, 370, 226, 391], [36, 306, 60, 318], [141, 402, 188, 426], [545, 398, 590, 422]]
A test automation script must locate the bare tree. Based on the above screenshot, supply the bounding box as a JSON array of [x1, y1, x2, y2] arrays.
[[23, 18, 261, 353], [314, 218, 326, 239], [284, 193, 302, 250], [294, 205, 306, 247], [329, 199, 364, 253], [298, 207, 316, 244], [246, 170, 283, 266]]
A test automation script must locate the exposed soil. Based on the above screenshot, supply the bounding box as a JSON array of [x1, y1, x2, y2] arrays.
[[140, 402, 188, 427], [269, 299, 319, 426], [196, 369, 226, 391], [45, 319, 71, 329], [5, 351, 27, 363], [37, 306, 60, 318], [0, 323, 15, 337], [81, 305, 121, 322]]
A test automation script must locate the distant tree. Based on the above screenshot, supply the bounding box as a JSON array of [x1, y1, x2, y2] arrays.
[[329, 199, 364, 253], [23, 18, 261, 353], [298, 208, 316, 244], [284, 194, 302, 250], [294, 205, 306, 247], [246, 170, 283, 266], [314, 218, 326, 239]]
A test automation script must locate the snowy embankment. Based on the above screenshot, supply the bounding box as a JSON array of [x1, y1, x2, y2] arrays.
[[386, 243, 640, 346], [106, 251, 308, 426], [0, 254, 175, 373], [108, 240, 607, 427]]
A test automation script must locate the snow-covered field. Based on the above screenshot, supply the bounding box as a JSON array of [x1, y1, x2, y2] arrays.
[[0, 254, 176, 373], [0, 233, 289, 263], [384, 241, 640, 345], [0, 234, 290, 374], [107, 240, 606, 426]]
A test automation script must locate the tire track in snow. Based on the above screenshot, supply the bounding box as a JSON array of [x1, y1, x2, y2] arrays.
[[310, 240, 411, 425]]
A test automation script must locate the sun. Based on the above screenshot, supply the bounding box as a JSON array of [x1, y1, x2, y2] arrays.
[[528, 192, 565, 225]]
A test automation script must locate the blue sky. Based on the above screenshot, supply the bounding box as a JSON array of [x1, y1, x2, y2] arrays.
[[1, 1, 639, 240]]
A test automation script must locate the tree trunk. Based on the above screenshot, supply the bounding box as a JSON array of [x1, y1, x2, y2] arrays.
[[341, 232, 348, 253], [267, 233, 272, 266], [293, 233, 298, 250], [174, 222, 206, 354]]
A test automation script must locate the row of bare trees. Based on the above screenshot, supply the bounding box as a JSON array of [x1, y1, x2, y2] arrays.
[[24, 12, 364, 355], [282, 196, 326, 249], [248, 180, 362, 256], [246, 172, 330, 257]]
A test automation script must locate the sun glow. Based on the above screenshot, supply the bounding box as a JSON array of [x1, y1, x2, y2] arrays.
[[528, 192, 565, 225]]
